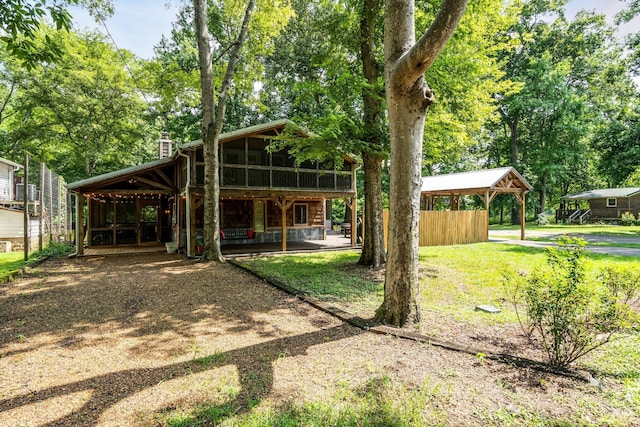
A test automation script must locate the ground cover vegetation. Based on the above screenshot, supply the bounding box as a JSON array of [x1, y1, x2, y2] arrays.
[[1, 251, 638, 426], [237, 241, 640, 419]]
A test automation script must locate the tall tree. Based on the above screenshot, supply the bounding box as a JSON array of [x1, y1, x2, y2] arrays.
[[375, 0, 468, 326], [0, 29, 155, 180], [194, 0, 292, 262]]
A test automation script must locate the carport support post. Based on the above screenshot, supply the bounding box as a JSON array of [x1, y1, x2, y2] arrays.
[[76, 193, 85, 256], [520, 191, 526, 240]]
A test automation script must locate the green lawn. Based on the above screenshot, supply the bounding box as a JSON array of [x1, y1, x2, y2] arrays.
[[0, 251, 24, 277], [0, 243, 74, 282], [237, 242, 640, 422]]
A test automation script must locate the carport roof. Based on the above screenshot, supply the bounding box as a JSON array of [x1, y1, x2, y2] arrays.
[[421, 167, 532, 196]]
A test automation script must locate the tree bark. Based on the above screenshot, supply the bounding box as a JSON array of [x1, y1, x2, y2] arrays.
[[358, 0, 386, 268], [194, 0, 256, 262], [375, 0, 468, 326]]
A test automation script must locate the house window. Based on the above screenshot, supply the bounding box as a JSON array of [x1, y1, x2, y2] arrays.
[[606, 198, 617, 207], [294, 203, 308, 225]]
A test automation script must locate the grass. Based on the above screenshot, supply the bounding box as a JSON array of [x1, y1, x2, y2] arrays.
[[162, 375, 452, 426], [238, 240, 640, 422], [0, 242, 74, 282], [0, 251, 24, 276]]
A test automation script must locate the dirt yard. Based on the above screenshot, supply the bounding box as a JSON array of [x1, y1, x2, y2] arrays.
[[0, 253, 636, 426]]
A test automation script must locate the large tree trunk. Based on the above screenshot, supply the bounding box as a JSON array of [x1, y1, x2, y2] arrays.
[[358, 0, 386, 268], [194, 0, 223, 262], [375, 0, 468, 327], [194, 0, 256, 262], [359, 153, 386, 267]]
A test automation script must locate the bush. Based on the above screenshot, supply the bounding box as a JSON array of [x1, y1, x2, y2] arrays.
[[536, 212, 550, 226], [620, 211, 636, 226], [506, 236, 639, 367]]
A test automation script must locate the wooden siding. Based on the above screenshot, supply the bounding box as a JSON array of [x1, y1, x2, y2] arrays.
[[383, 210, 488, 247], [588, 195, 640, 218], [266, 200, 324, 227]]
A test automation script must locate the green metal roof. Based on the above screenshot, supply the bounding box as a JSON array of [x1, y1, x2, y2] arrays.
[[562, 188, 640, 200], [67, 156, 175, 191]]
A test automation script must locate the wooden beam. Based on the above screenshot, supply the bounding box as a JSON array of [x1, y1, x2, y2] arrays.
[[86, 189, 175, 195], [133, 175, 174, 192], [154, 169, 176, 190]]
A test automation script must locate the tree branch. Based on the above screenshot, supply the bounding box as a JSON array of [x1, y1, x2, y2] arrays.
[[391, 0, 469, 89]]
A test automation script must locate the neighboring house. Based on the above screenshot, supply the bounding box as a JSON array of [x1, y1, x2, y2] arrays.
[[0, 157, 40, 251], [559, 187, 640, 223], [0, 156, 21, 204], [68, 120, 358, 256]]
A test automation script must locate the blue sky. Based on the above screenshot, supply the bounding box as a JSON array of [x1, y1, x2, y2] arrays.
[[70, 0, 640, 60]]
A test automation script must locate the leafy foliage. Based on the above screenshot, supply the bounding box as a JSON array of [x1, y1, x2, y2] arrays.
[[507, 236, 639, 367], [0, 29, 156, 181]]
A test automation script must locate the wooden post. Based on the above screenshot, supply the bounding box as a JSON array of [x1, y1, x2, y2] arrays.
[[274, 196, 296, 251], [77, 193, 85, 256], [485, 190, 490, 241], [189, 196, 196, 256], [48, 168, 53, 244], [39, 162, 44, 251], [520, 191, 526, 240], [281, 198, 288, 251], [23, 153, 29, 261]]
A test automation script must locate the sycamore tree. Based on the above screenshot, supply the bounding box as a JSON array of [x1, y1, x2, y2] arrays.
[[193, 0, 293, 262], [376, 0, 468, 326]]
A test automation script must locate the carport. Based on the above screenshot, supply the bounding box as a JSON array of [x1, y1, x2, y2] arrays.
[[420, 167, 532, 242]]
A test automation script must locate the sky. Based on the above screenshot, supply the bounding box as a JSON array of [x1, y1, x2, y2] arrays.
[[69, 0, 640, 60]]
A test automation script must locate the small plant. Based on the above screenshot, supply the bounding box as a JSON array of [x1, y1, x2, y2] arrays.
[[536, 212, 550, 226], [620, 211, 636, 226], [506, 236, 639, 367]]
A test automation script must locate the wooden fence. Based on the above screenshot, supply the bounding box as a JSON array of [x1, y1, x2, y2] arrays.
[[383, 210, 488, 247]]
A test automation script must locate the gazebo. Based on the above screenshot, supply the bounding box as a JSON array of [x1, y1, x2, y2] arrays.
[[420, 167, 532, 243]]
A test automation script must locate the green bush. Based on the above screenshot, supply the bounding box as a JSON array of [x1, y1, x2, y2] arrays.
[[620, 211, 636, 226], [506, 236, 639, 367], [536, 212, 550, 226]]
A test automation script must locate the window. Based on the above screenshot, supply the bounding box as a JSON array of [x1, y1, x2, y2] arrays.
[[606, 198, 617, 207], [294, 203, 308, 225]]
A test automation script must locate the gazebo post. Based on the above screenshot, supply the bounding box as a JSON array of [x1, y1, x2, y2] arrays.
[[520, 190, 526, 240]]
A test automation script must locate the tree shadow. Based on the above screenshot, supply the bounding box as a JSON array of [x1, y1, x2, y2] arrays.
[[0, 253, 364, 425], [0, 324, 361, 426]]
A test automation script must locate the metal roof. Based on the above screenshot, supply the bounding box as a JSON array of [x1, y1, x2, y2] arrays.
[[562, 188, 640, 200], [0, 156, 22, 169], [421, 167, 532, 194], [67, 156, 175, 191]]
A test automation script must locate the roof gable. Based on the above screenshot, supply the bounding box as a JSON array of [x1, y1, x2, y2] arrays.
[[0, 156, 22, 169], [421, 167, 532, 195]]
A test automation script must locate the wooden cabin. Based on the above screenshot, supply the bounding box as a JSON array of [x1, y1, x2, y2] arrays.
[[67, 120, 358, 256], [558, 188, 640, 223]]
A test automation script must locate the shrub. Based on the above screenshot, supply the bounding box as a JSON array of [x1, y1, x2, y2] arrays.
[[620, 211, 636, 226], [506, 236, 639, 367], [536, 212, 550, 226]]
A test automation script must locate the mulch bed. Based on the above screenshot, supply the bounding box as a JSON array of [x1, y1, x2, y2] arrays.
[[0, 253, 636, 426]]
